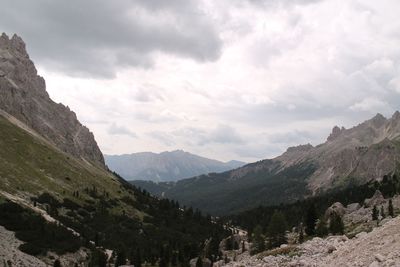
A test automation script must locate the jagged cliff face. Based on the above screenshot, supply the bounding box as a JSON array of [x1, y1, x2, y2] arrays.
[[272, 112, 400, 192], [0, 33, 105, 167]]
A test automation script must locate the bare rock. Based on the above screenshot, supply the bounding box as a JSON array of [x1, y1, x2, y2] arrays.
[[0, 33, 105, 167], [327, 126, 345, 141], [374, 254, 385, 262], [346, 203, 361, 213], [364, 190, 385, 208], [369, 261, 380, 267]]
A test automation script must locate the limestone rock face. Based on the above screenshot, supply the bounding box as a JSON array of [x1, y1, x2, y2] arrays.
[[0, 33, 105, 167]]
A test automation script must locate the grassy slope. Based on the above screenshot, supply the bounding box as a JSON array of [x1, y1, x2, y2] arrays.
[[0, 114, 143, 219]]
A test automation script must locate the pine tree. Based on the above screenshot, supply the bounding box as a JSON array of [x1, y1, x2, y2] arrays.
[[298, 224, 304, 243], [171, 251, 178, 267], [53, 259, 61, 267], [315, 217, 328, 237], [224, 254, 229, 264], [372, 205, 379, 220], [115, 250, 126, 267], [380, 205, 386, 218], [388, 199, 394, 217], [329, 213, 344, 235], [196, 257, 203, 267], [133, 249, 142, 267], [305, 204, 317, 236], [242, 241, 246, 252], [250, 225, 265, 255], [267, 211, 287, 248], [225, 237, 233, 250]]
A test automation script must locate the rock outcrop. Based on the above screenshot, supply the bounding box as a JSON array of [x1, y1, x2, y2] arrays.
[[364, 190, 385, 208], [0, 33, 105, 167]]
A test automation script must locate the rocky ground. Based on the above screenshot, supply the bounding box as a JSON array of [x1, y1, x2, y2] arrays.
[[0, 224, 89, 267], [223, 216, 400, 267], [220, 193, 400, 267], [0, 226, 48, 267]]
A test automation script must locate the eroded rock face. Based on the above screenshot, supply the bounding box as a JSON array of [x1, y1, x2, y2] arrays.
[[0, 33, 105, 167]]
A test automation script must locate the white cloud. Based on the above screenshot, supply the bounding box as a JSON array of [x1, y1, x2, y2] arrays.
[[18, 0, 400, 162], [349, 98, 389, 112]]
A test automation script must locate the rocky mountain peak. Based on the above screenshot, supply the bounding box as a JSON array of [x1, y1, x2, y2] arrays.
[[0, 33, 105, 167], [370, 113, 387, 127], [327, 125, 345, 142], [286, 143, 314, 153], [392, 111, 400, 121]]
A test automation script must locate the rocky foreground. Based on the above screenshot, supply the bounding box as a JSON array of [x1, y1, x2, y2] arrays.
[[222, 194, 400, 267]]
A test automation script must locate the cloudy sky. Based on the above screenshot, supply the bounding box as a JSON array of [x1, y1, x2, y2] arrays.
[[1, 0, 400, 162]]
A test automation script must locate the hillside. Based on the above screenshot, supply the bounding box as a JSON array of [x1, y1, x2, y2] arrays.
[[137, 113, 400, 215], [105, 150, 245, 182], [0, 33, 230, 266]]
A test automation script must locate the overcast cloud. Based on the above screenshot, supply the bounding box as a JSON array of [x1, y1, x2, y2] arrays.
[[1, 0, 400, 161]]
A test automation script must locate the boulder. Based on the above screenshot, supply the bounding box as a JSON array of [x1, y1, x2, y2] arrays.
[[325, 202, 346, 219], [346, 203, 361, 213]]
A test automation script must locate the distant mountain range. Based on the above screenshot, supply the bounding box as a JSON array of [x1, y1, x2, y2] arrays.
[[134, 112, 400, 215], [105, 150, 246, 182]]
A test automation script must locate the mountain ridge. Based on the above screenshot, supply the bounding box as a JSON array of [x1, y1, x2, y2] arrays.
[[105, 150, 246, 182], [135, 112, 400, 215]]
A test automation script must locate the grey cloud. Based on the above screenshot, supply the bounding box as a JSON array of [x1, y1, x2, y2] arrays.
[[173, 125, 244, 146], [0, 0, 222, 78], [147, 131, 176, 146], [148, 125, 244, 148], [108, 123, 137, 138], [202, 124, 244, 145]]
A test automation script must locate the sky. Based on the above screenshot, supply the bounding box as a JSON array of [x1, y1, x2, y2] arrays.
[[1, 0, 400, 162]]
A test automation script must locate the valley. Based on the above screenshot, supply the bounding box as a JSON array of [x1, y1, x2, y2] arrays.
[[1, 1, 400, 266]]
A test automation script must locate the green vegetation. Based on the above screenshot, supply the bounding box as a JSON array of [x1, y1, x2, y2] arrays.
[[135, 161, 317, 215], [0, 201, 82, 256], [229, 172, 400, 250], [329, 213, 344, 235], [315, 217, 328, 237], [389, 199, 394, 217], [250, 225, 265, 255], [0, 115, 231, 265], [266, 211, 287, 248], [372, 205, 379, 220]]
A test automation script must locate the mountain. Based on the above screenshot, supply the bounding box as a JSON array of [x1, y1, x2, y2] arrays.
[[0, 33, 229, 266], [136, 113, 400, 215], [0, 33, 104, 167], [105, 150, 246, 182]]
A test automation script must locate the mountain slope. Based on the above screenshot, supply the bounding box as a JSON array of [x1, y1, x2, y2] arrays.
[[105, 150, 245, 182], [137, 113, 400, 215], [0, 33, 104, 167], [0, 33, 229, 265]]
